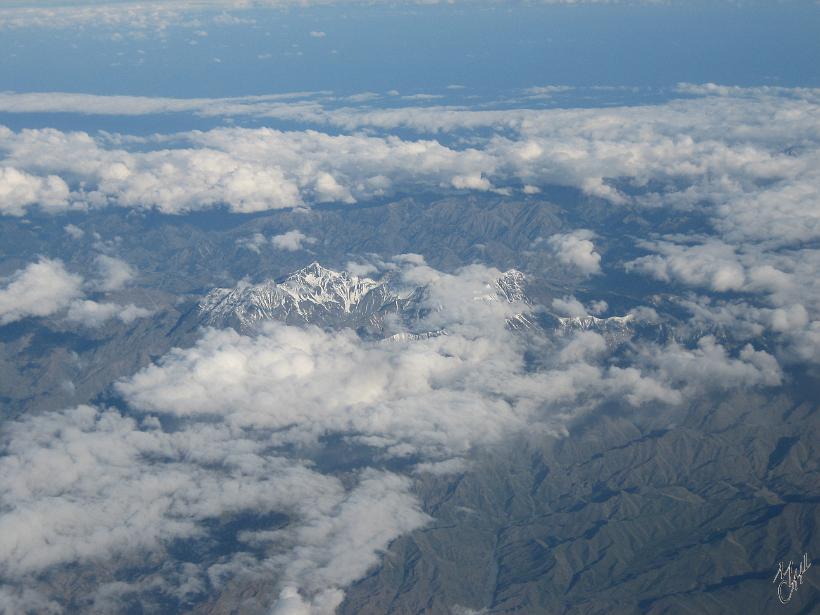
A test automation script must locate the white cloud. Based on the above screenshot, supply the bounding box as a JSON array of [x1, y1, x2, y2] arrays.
[[345, 260, 379, 277], [557, 331, 608, 364], [588, 300, 608, 315], [0, 91, 324, 117], [551, 295, 589, 317], [116, 262, 686, 460], [769, 304, 809, 333], [0, 257, 150, 328], [0, 587, 61, 615], [0, 400, 432, 615], [1, 87, 819, 258], [451, 173, 492, 191], [64, 223, 85, 239], [627, 306, 660, 323], [626, 240, 748, 292], [65, 300, 152, 327], [0, 404, 424, 590], [522, 85, 574, 98], [624, 241, 820, 341], [236, 232, 268, 253], [271, 230, 317, 251], [0, 166, 69, 216], [785, 321, 820, 365], [0, 2, 761, 33], [668, 292, 820, 365], [116, 322, 529, 456], [93, 254, 136, 291], [237, 230, 317, 253], [642, 335, 783, 393], [266, 470, 428, 611], [309, 30, 326, 38], [0, 260, 790, 611], [0, 125, 501, 213], [547, 230, 601, 275], [2, 84, 818, 360], [0, 258, 83, 325]]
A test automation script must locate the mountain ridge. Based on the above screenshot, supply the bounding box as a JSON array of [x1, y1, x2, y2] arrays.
[[197, 262, 534, 337]]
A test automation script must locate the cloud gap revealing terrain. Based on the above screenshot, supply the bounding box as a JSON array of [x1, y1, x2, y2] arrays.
[[0, 1, 818, 614]]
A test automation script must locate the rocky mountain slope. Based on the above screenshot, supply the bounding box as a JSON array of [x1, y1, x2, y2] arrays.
[[195, 262, 535, 338]]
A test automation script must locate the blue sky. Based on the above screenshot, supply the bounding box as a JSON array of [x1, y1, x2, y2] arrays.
[[1, 3, 818, 100]]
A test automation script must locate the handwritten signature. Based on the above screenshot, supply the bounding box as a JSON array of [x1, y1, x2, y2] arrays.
[[773, 553, 812, 605]]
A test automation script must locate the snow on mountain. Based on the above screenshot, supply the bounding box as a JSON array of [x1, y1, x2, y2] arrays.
[[198, 262, 396, 332], [196, 262, 684, 347], [197, 263, 533, 336], [555, 314, 635, 345], [556, 314, 634, 332], [381, 329, 449, 344], [493, 269, 528, 304]]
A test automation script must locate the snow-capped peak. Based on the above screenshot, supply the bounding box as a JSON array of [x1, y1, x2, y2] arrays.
[[556, 314, 634, 328], [198, 263, 395, 332], [278, 262, 382, 313], [493, 269, 528, 303], [197, 263, 537, 336]]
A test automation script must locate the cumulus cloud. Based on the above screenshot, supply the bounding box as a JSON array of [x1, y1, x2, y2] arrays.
[[64, 223, 85, 239], [0, 257, 149, 328], [265, 470, 429, 611], [551, 295, 589, 317], [272, 230, 317, 251], [0, 258, 83, 325], [64, 300, 152, 327], [115, 261, 725, 461], [0, 124, 501, 213], [2, 86, 818, 360], [627, 305, 660, 323], [0, 586, 61, 615], [2, 80, 819, 607], [0, 404, 424, 594], [345, 260, 379, 277], [451, 173, 492, 191], [93, 254, 137, 291], [0, 259, 790, 611], [117, 320, 538, 457], [769, 304, 809, 333], [557, 330, 608, 364], [642, 335, 783, 392], [0, 2, 188, 31], [547, 229, 601, 275], [784, 320, 820, 365], [624, 238, 820, 362], [0, 1, 303, 32], [2, 84, 817, 344], [626, 240, 748, 292], [236, 232, 269, 253], [237, 230, 317, 253], [2, 86, 819, 261], [665, 292, 820, 365], [0, 166, 70, 216]]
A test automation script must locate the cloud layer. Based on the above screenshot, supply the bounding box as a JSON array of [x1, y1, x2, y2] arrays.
[[2, 85, 818, 360], [0, 258, 789, 612], [0, 259, 83, 326], [0, 256, 149, 328], [2, 86, 818, 251], [547, 230, 601, 275], [1, 83, 819, 610]]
